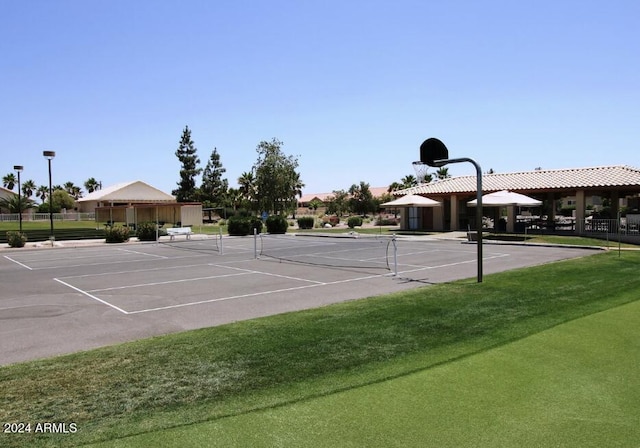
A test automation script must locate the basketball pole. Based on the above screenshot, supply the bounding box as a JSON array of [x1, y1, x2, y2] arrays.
[[435, 157, 483, 283], [420, 138, 483, 283]]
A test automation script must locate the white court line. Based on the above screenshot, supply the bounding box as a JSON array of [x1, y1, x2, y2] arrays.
[[3, 255, 33, 270], [218, 264, 325, 284], [396, 253, 510, 273], [54, 252, 511, 315], [59, 262, 223, 280], [26, 253, 210, 271], [53, 278, 129, 314], [87, 272, 253, 292], [117, 248, 168, 259], [127, 272, 389, 314]]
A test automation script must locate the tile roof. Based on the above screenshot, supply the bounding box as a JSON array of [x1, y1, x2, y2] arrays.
[[396, 165, 640, 196], [299, 187, 390, 203]]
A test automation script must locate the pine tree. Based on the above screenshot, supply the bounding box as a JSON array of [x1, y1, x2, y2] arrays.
[[172, 126, 202, 202], [200, 147, 228, 206]]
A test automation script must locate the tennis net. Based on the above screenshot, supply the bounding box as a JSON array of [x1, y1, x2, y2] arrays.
[[258, 234, 396, 271]]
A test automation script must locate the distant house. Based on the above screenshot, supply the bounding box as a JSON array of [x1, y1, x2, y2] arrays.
[[297, 187, 390, 215], [77, 181, 202, 227], [0, 186, 16, 202]]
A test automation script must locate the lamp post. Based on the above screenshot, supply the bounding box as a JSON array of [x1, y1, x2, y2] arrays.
[[13, 165, 23, 233], [43, 151, 56, 242]]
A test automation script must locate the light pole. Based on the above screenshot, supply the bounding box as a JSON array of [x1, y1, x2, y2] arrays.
[[13, 165, 23, 233], [43, 151, 56, 242]]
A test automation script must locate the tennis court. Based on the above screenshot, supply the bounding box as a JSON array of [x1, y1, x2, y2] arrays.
[[0, 234, 598, 364]]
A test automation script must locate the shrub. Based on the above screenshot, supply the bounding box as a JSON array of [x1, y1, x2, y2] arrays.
[[6, 231, 27, 248], [250, 217, 263, 235], [228, 216, 263, 236], [136, 222, 159, 241], [266, 215, 288, 234], [105, 225, 130, 243], [228, 216, 250, 236], [347, 216, 363, 228], [297, 216, 315, 229]]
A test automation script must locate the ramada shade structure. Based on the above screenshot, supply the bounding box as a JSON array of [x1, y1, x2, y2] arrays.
[[467, 190, 542, 207], [381, 194, 441, 207]]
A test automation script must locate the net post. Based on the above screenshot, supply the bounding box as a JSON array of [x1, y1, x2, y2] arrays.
[[393, 233, 398, 276], [219, 227, 224, 255], [254, 227, 258, 259]]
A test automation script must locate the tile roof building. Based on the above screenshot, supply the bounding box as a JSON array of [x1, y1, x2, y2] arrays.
[[392, 165, 640, 234]]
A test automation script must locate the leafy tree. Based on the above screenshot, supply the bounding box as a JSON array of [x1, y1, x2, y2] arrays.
[[84, 177, 101, 193], [172, 126, 202, 202], [2, 173, 17, 190], [253, 138, 302, 215], [348, 181, 375, 216], [325, 189, 349, 216], [21, 179, 36, 198], [200, 147, 228, 206], [37, 189, 75, 213]]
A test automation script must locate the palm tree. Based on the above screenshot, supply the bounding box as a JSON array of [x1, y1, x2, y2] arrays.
[[21, 179, 36, 198], [436, 167, 451, 180], [36, 185, 49, 204], [237, 171, 256, 201], [225, 187, 242, 211], [84, 177, 100, 193], [64, 181, 83, 199], [401, 175, 418, 189], [0, 195, 36, 213], [3, 173, 17, 190], [387, 181, 402, 193]]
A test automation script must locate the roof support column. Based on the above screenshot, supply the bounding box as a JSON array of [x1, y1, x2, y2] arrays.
[[450, 194, 459, 230], [507, 206, 516, 233], [575, 190, 586, 234]]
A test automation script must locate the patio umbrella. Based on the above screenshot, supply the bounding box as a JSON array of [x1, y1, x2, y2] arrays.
[[382, 194, 441, 207], [468, 190, 542, 207]]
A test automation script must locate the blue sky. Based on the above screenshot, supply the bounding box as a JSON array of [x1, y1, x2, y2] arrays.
[[2, 0, 638, 197]]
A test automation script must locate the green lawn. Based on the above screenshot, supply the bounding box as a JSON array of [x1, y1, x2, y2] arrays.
[[98, 298, 640, 447], [1, 251, 639, 447]]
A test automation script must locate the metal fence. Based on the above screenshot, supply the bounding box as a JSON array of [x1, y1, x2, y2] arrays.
[[0, 212, 95, 222], [584, 218, 640, 236]]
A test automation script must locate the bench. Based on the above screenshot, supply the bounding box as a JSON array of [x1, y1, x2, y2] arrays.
[[166, 227, 193, 240]]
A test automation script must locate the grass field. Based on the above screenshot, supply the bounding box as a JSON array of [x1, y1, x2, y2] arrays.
[[1, 250, 639, 447]]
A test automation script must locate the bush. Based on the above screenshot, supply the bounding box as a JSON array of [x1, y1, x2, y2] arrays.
[[105, 225, 130, 243], [228, 216, 263, 236], [266, 215, 288, 234], [136, 222, 159, 241], [227, 216, 250, 236], [6, 231, 27, 248], [347, 216, 363, 228], [297, 216, 315, 229]]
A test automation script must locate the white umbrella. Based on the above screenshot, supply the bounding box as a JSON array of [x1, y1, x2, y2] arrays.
[[382, 194, 441, 207], [468, 190, 542, 207]]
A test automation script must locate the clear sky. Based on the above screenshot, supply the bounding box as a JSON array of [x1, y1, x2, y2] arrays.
[[2, 0, 638, 198]]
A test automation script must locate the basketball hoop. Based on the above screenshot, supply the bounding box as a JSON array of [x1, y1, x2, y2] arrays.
[[412, 161, 430, 184]]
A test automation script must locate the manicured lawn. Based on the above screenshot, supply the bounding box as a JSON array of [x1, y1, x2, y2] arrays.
[[101, 299, 640, 447], [1, 251, 639, 447]]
